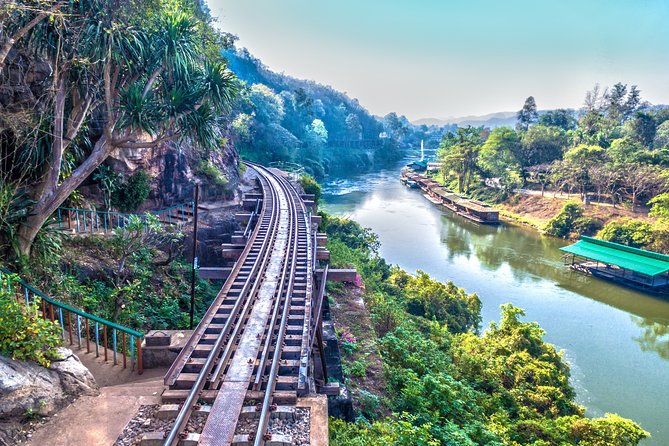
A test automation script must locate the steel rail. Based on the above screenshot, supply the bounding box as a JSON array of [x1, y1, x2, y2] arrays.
[[208, 184, 283, 388], [163, 174, 272, 387], [162, 172, 281, 446], [252, 168, 305, 446], [251, 184, 298, 391]]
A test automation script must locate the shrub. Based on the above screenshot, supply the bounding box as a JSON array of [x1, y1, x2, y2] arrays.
[[598, 219, 654, 248], [544, 201, 600, 238], [338, 328, 358, 355], [356, 389, 382, 420], [346, 358, 368, 378], [111, 170, 151, 212], [197, 160, 228, 187], [0, 276, 62, 367], [299, 174, 322, 205]]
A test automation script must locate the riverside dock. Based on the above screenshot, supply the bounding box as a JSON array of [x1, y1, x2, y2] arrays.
[[400, 169, 500, 224]]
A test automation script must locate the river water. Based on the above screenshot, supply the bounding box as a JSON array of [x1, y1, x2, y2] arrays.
[[321, 161, 669, 445]]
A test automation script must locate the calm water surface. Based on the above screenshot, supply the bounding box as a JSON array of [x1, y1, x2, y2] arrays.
[[321, 162, 669, 445]]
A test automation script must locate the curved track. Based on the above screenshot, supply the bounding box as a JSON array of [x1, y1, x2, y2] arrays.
[[161, 164, 313, 446]]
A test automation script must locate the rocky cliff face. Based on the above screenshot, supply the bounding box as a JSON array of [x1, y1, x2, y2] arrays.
[[0, 50, 52, 113], [108, 139, 241, 209]]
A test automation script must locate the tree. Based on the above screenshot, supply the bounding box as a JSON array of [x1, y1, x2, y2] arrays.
[[649, 192, 669, 220], [605, 83, 641, 124], [589, 163, 622, 206], [438, 127, 482, 193], [7, 1, 238, 256], [516, 96, 538, 131], [654, 120, 669, 149], [478, 127, 522, 191], [345, 113, 362, 140], [563, 144, 606, 201], [626, 112, 657, 147], [520, 125, 568, 165], [538, 109, 577, 131], [619, 164, 667, 212], [249, 83, 284, 124], [0, 1, 65, 70]]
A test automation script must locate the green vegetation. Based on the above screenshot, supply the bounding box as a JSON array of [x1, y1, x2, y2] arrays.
[[299, 175, 322, 205], [1, 0, 238, 258], [543, 202, 600, 239], [0, 275, 62, 367], [595, 195, 669, 253], [197, 160, 229, 187], [598, 219, 655, 248], [323, 213, 648, 445], [24, 216, 216, 332], [225, 50, 440, 177], [111, 171, 152, 213], [437, 84, 669, 210]]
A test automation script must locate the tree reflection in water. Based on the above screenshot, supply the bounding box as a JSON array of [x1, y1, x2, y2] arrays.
[[634, 316, 669, 360]]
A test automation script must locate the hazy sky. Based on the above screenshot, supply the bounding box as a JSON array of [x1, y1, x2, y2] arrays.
[[209, 0, 669, 121]]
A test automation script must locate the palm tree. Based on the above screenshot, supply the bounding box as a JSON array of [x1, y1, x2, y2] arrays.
[[4, 0, 238, 256]]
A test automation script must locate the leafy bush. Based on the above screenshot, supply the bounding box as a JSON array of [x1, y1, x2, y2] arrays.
[[0, 276, 61, 367], [544, 201, 601, 238], [0, 181, 32, 259], [323, 211, 648, 446], [197, 160, 228, 187], [355, 389, 382, 420], [299, 174, 322, 205], [598, 219, 655, 248], [337, 328, 358, 355], [111, 170, 151, 212], [345, 358, 368, 378]]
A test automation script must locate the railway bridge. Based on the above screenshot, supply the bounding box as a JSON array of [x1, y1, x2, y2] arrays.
[[148, 163, 339, 446]]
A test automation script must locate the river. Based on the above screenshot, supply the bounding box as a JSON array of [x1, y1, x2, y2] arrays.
[[321, 161, 669, 445]]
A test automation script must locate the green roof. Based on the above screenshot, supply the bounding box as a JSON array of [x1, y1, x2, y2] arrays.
[[560, 236, 669, 277]]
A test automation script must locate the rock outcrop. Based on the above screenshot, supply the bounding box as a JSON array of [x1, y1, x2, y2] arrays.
[[0, 348, 98, 419], [107, 139, 241, 209]]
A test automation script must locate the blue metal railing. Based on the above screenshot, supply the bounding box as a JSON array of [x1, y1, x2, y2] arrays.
[[56, 201, 194, 235], [0, 268, 144, 373]]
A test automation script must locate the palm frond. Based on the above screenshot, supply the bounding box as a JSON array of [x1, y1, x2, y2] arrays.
[[117, 84, 159, 135], [201, 61, 239, 113]]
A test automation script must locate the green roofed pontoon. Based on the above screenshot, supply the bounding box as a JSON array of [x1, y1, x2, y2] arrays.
[[560, 236, 669, 293]]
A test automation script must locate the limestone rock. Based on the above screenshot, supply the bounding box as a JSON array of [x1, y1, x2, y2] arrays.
[[0, 348, 98, 419]]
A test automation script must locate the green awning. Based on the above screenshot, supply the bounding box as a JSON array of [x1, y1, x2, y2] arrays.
[[560, 236, 669, 277]]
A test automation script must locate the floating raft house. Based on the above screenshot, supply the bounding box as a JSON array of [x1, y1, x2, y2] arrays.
[[400, 169, 499, 224], [560, 236, 669, 294]]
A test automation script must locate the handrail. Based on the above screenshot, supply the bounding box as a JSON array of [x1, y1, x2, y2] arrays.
[[56, 201, 195, 235], [0, 267, 144, 373]]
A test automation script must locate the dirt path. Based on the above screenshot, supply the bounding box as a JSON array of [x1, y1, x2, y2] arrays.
[[24, 349, 167, 446]]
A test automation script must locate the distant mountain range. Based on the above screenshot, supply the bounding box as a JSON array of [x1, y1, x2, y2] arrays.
[[412, 112, 518, 128], [414, 104, 669, 129]]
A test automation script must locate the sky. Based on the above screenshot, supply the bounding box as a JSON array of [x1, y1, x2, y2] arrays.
[[209, 0, 669, 121]]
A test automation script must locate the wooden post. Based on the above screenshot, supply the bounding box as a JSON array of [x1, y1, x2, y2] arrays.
[[67, 312, 73, 345], [316, 325, 328, 383], [122, 332, 127, 369], [103, 326, 108, 362], [85, 319, 90, 353], [136, 336, 143, 375]]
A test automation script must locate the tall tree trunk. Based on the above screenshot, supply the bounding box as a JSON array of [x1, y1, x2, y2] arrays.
[[17, 134, 110, 256], [0, 2, 64, 69]]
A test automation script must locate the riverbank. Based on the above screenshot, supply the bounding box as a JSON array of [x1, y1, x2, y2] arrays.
[[321, 165, 669, 444], [322, 212, 649, 445], [497, 193, 654, 235]]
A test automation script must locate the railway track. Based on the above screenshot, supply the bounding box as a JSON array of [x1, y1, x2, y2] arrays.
[[152, 164, 314, 446]]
